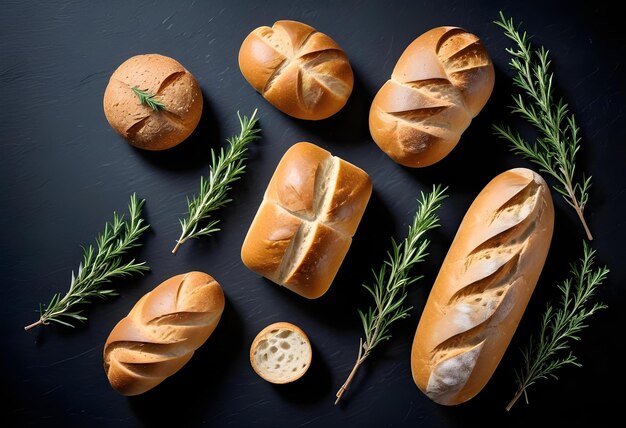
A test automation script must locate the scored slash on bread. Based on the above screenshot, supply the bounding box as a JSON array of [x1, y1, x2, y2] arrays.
[[103, 54, 203, 150], [103, 272, 225, 396], [239, 20, 354, 120], [411, 168, 554, 405], [241, 142, 372, 299], [369, 27, 495, 167], [250, 322, 312, 384]]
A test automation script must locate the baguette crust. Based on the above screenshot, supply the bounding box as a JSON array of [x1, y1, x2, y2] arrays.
[[411, 168, 554, 405], [103, 272, 224, 396], [103, 54, 203, 150], [241, 142, 371, 298], [239, 20, 353, 120], [369, 27, 494, 167]]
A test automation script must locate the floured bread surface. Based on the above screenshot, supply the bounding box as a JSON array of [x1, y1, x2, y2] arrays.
[[241, 142, 372, 299], [250, 322, 312, 384], [426, 341, 485, 403], [411, 168, 554, 405]]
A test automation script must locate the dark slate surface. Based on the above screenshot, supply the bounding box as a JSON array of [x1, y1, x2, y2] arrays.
[[1, 1, 624, 426]]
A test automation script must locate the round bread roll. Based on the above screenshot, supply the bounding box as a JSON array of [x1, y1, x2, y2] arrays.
[[250, 322, 312, 384], [103, 53, 203, 150], [238, 20, 353, 120]]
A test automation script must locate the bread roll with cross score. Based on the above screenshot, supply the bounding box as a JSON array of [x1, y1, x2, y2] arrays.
[[411, 168, 554, 405], [369, 26, 495, 167], [103, 272, 224, 396], [238, 20, 354, 120], [103, 53, 203, 150], [241, 142, 372, 299]]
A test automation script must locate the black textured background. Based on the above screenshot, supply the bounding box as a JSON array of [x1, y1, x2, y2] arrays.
[[2, 1, 624, 426]]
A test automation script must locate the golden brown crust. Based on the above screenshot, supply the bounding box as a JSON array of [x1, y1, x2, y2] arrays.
[[238, 20, 353, 120], [369, 26, 495, 167], [264, 142, 331, 218], [103, 54, 203, 150], [411, 168, 554, 405], [282, 222, 352, 299], [103, 272, 224, 396], [319, 156, 374, 236], [240, 200, 303, 282], [241, 142, 372, 298]]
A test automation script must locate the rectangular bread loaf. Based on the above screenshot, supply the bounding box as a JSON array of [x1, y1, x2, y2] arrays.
[[241, 142, 372, 299]]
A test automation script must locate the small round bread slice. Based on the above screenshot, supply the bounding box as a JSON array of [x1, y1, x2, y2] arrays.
[[250, 322, 312, 384]]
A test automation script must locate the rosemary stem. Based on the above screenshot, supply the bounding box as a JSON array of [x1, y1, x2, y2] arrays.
[[335, 338, 369, 405], [24, 319, 43, 331], [505, 240, 608, 409], [334, 186, 446, 405], [576, 207, 593, 241], [568, 186, 593, 241], [506, 387, 524, 411], [25, 193, 149, 331], [495, 12, 593, 241], [172, 240, 183, 254], [172, 110, 260, 253]]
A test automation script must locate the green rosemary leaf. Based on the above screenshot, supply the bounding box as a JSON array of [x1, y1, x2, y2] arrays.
[[172, 109, 261, 253], [24, 193, 150, 331], [494, 11, 593, 240], [506, 241, 609, 410], [335, 185, 447, 405], [131, 86, 166, 111]]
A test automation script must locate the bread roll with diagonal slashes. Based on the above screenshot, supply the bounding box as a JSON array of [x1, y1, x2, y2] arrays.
[[369, 27, 495, 167], [411, 168, 554, 405], [103, 272, 224, 396], [238, 20, 353, 120], [241, 142, 372, 298]]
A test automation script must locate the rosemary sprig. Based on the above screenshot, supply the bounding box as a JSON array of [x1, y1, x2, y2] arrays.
[[335, 185, 447, 405], [131, 86, 166, 111], [507, 241, 609, 411], [24, 193, 150, 331], [493, 11, 593, 240], [172, 109, 260, 254]]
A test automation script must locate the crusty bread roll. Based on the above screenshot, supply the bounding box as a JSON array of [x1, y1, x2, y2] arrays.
[[103, 53, 203, 150], [103, 272, 224, 396], [238, 20, 353, 120], [411, 168, 554, 405], [241, 142, 372, 298], [369, 27, 495, 167], [250, 322, 312, 384]]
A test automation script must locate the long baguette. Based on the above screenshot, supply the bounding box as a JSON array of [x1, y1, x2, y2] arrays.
[[411, 168, 554, 405]]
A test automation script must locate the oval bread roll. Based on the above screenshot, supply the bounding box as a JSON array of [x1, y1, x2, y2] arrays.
[[411, 168, 554, 405], [250, 322, 312, 384], [238, 20, 354, 120], [103, 272, 225, 396], [103, 53, 203, 150], [241, 142, 372, 299], [369, 27, 495, 167]]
